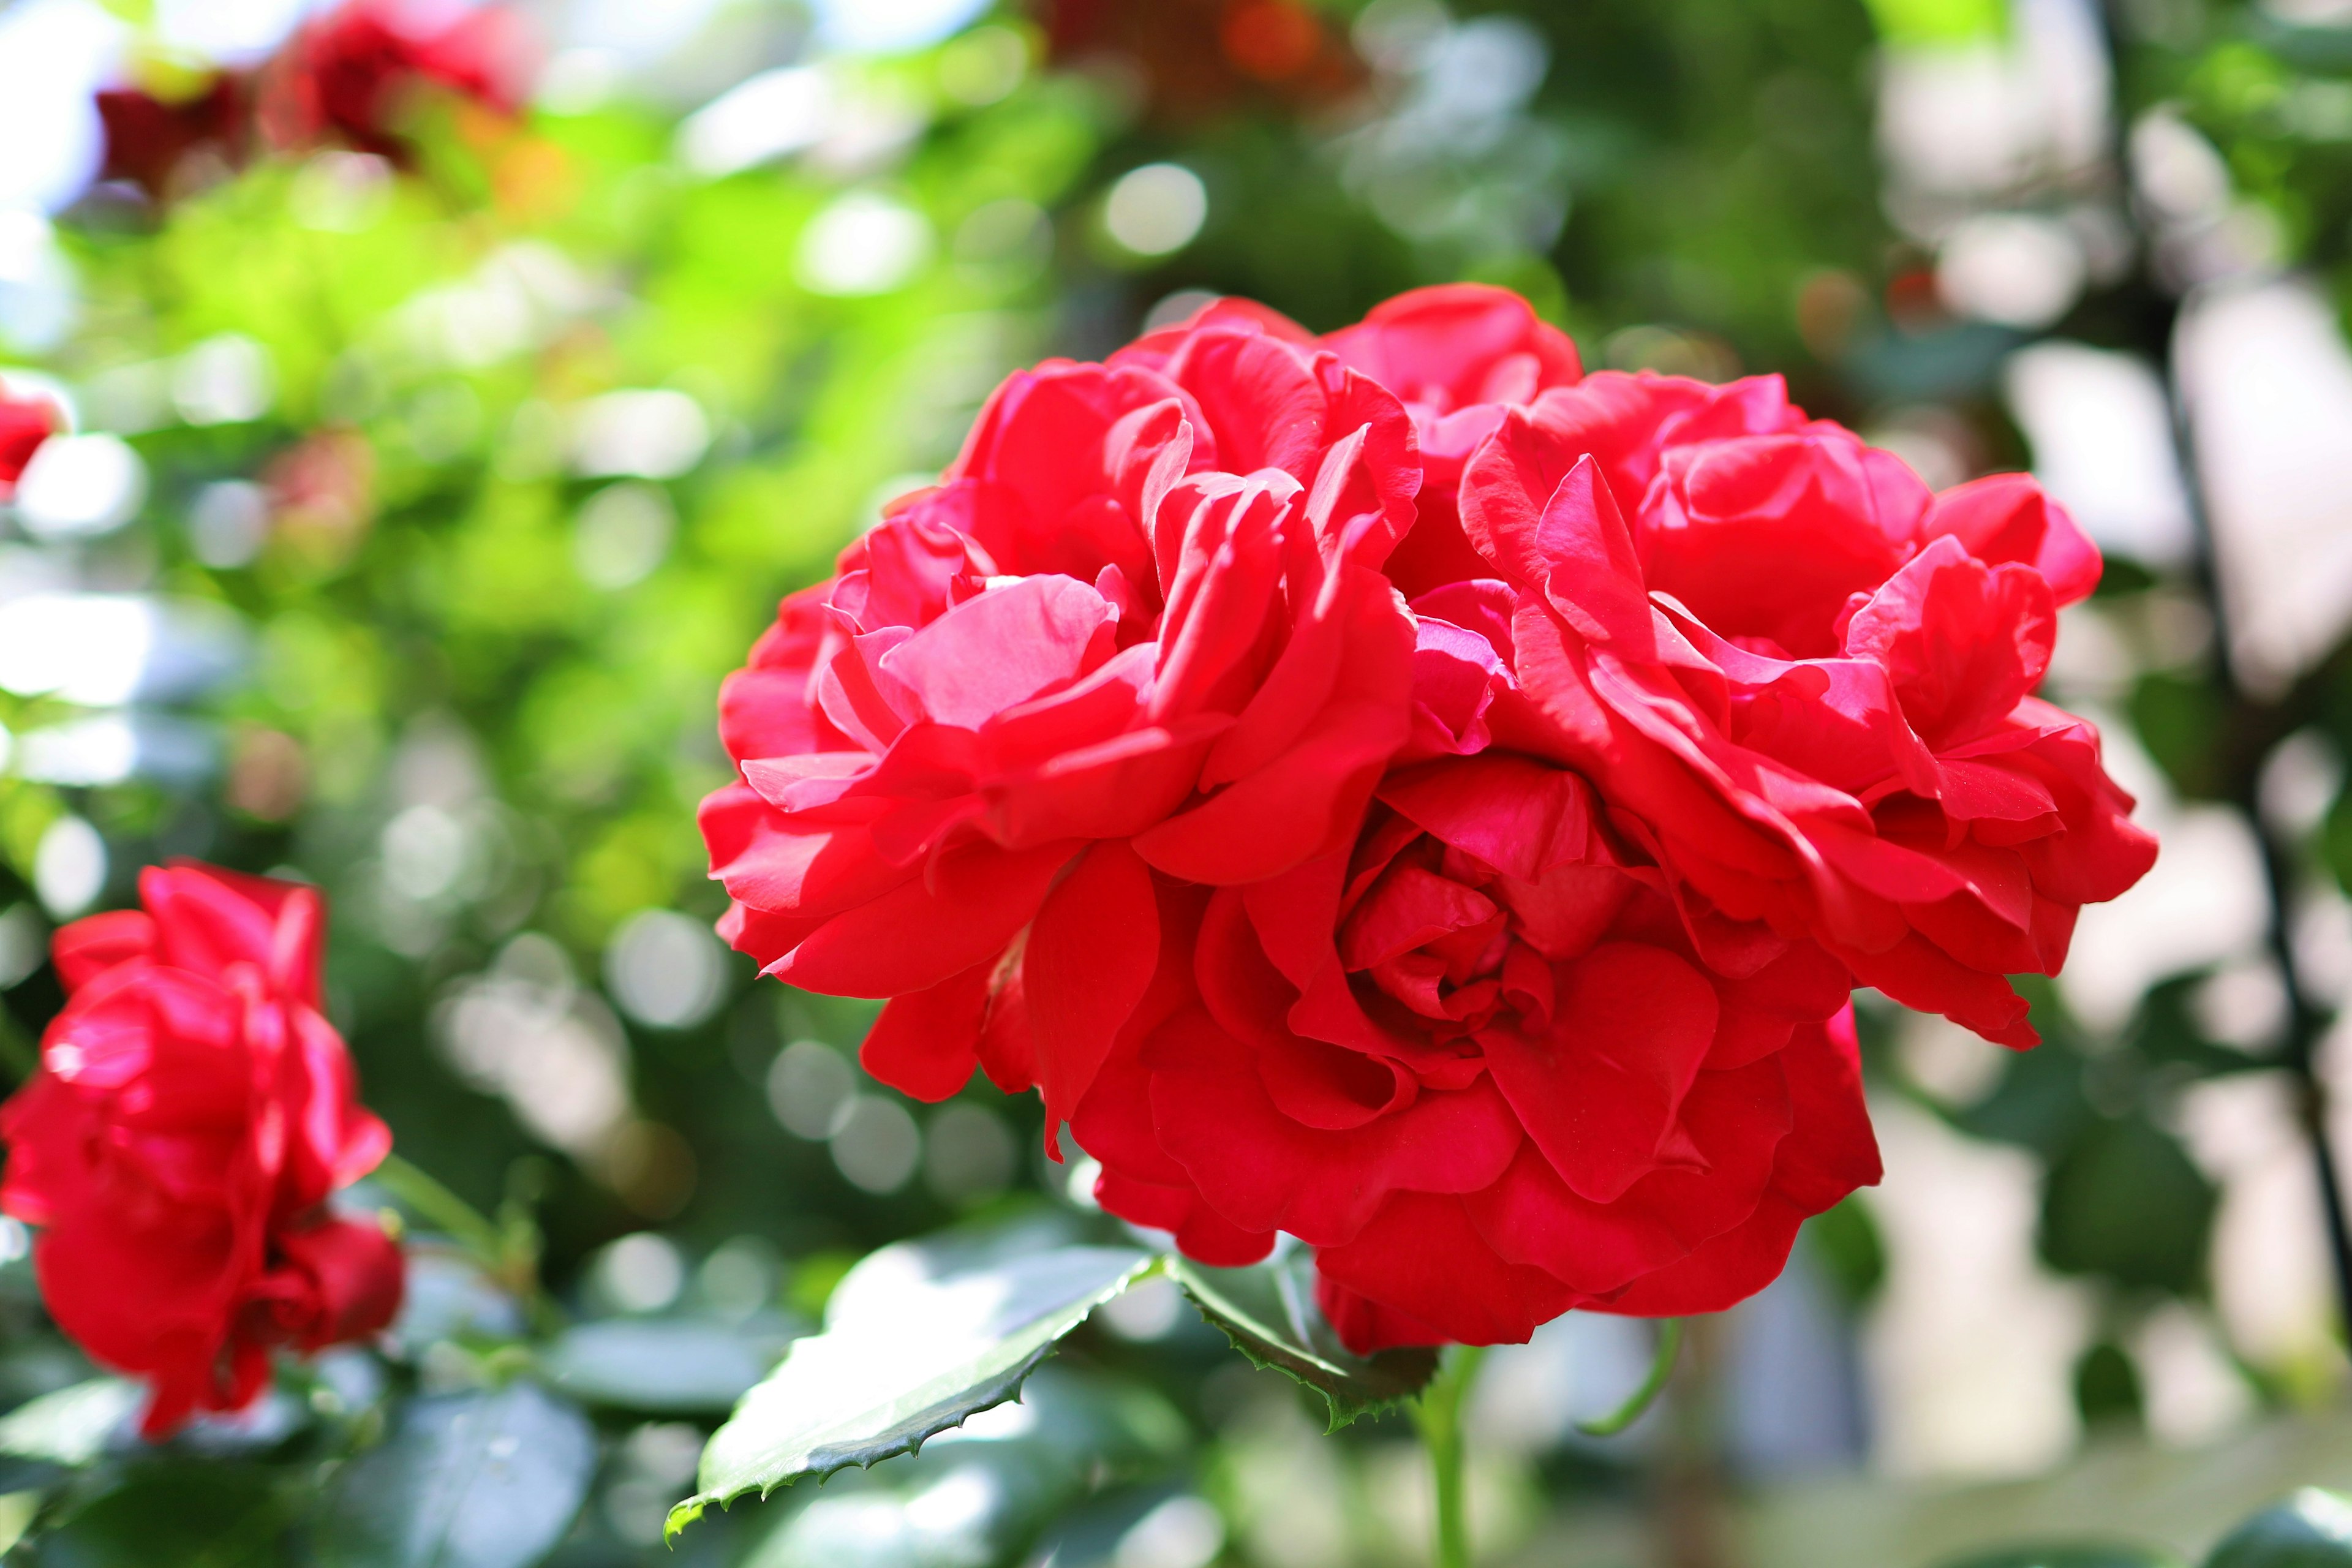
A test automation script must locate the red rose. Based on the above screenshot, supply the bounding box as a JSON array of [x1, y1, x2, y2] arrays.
[[702, 309, 1422, 1137], [1122, 286, 1581, 598], [96, 77, 250, 201], [1321, 285, 1582, 597], [1457, 373, 2155, 1045], [0, 864, 401, 1436], [707, 288, 2150, 1354], [0, 391, 58, 497], [260, 0, 533, 161], [1071, 750, 1880, 1350]]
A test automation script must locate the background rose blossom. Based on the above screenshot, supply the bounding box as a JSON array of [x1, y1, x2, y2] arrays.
[[258, 0, 534, 161], [0, 391, 56, 497], [0, 865, 401, 1435]]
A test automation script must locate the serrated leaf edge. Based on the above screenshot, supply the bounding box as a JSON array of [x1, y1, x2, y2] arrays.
[[1170, 1259, 1435, 1433], [665, 1251, 1152, 1541]]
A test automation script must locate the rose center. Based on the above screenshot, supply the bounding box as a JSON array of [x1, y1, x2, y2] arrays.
[[1336, 837, 1547, 1042]]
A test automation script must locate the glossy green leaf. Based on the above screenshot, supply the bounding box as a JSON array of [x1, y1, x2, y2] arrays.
[[0, 1379, 137, 1467], [314, 1382, 596, 1568], [2205, 1490, 2352, 1568], [540, 1316, 786, 1414], [1170, 1252, 1437, 1432], [666, 1240, 1153, 1539]]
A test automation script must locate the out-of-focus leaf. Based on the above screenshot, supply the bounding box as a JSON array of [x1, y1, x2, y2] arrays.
[[2128, 671, 2226, 800], [667, 1241, 1153, 1539], [0, 1379, 137, 1467], [1170, 1252, 1436, 1433], [2205, 1490, 2352, 1568], [384, 1253, 529, 1357], [540, 1317, 786, 1414], [37, 1463, 285, 1567], [0, 1490, 38, 1554], [2038, 1115, 2218, 1294], [1860, 0, 2008, 47], [314, 1382, 595, 1568], [1806, 1194, 1887, 1307], [2074, 1340, 2146, 1427], [2324, 788, 2352, 898], [2132, 978, 2273, 1079], [1933, 1548, 2185, 1568], [1952, 1030, 2094, 1159]]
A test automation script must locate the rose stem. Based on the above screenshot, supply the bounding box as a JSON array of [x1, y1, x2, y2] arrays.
[[1411, 1342, 1488, 1568], [370, 1152, 514, 1280]]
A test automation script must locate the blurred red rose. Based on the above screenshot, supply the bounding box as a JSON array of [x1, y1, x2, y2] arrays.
[[0, 390, 58, 497], [0, 864, 401, 1436], [1042, 0, 1365, 123], [260, 0, 533, 161], [1073, 750, 1879, 1350], [1457, 372, 2155, 1046], [703, 307, 1422, 1139], [96, 77, 249, 200]]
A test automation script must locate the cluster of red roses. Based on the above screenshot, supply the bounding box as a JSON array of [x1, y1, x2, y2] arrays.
[[0, 867, 402, 1434], [703, 285, 2157, 1349], [96, 0, 530, 201]]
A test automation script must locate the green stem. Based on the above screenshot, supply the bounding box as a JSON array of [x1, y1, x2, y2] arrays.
[[1411, 1343, 1488, 1568], [368, 1152, 508, 1274], [1575, 1317, 1684, 1438]]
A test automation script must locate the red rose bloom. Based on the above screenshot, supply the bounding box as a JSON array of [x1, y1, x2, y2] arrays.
[[1457, 373, 2156, 1045], [96, 77, 249, 200], [1321, 285, 1582, 596], [1121, 286, 1582, 597], [1071, 751, 1880, 1351], [703, 309, 1422, 1137], [709, 287, 2150, 1355], [0, 864, 402, 1436], [0, 391, 58, 497], [260, 0, 533, 161]]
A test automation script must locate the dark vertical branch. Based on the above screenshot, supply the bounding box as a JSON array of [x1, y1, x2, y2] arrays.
[[2090, 0, 2352, 1345], [2170, 380, 2352, 1343]]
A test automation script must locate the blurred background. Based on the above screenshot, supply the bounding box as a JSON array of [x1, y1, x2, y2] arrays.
[[0, 0, 2350, 1563]]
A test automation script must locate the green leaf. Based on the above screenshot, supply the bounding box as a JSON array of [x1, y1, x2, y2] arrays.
[[2205, 1490, 2352, 1568], [313, 1382, 596, 1568], [37, 1463, 287, 1567], [2038, 1116, 2217, 1295], [0, 1490, 39, 1554], [1934, 1549, 2184, 1568], [1170, 1252, 1437, 1432], [0, 1378, 138, 1466], [666, 1240, 1153, 1539], [540, 1317, 787, 1414]]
